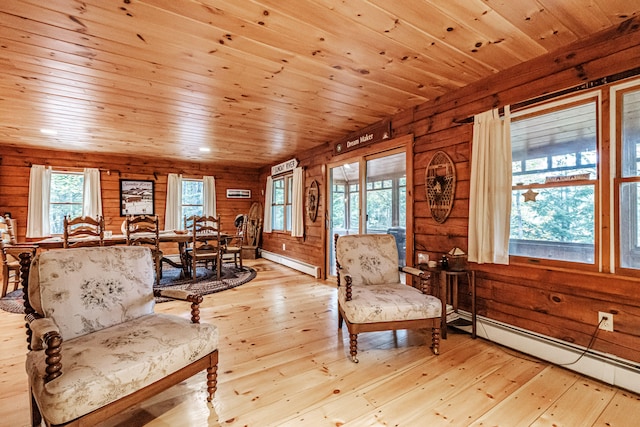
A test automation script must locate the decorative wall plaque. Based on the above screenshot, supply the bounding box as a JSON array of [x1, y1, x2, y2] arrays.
[[425, 151, 456, 223], [307, 179, 319, 222], [333, 119, 391, 155]]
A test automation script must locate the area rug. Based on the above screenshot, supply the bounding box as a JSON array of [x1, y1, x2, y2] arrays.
[[0, 289, 23, 315], [154, 262, 256, 303], [0, 262, 256, 314]]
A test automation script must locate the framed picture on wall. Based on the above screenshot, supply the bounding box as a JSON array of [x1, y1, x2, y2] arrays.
[[119, 179, 155, 216]]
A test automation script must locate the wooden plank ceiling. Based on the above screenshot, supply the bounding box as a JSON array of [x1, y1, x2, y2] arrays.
[[0, 0, 638, 168]]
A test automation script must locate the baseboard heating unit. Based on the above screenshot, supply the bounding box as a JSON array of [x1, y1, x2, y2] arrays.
[[458, 313, 640, 394], [260, 250, 321, 278]]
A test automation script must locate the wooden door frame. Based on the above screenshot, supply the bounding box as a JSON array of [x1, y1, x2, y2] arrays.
[[324, 134, 414, 277]]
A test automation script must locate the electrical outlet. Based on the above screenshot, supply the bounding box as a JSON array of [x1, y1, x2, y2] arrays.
[[598, 312, 613, 332], [417, 252, 429, 264], [282, 243, 286, 251]]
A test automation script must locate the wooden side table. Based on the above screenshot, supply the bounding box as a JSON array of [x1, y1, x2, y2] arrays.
[[439, 269, 476, 339]]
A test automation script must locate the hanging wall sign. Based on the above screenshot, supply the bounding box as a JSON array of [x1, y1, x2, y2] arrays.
[[333, 119, 391, 155], [425, 151, 456, 223], [271, 158, 298, 176]]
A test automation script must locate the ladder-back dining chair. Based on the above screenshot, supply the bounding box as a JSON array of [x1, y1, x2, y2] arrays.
[[1, 216, 37, 297], [222, 215, 245, 269], [1, 216, 18, 296], [1, 242, 20, 297], [185, 215, 222, 281], [63, 215, 105, 248], [125, 215, 163, 285]]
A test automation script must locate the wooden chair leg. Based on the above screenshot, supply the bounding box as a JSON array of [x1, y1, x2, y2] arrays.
[[30, 388, 42, 427], [431, 327, 440, 355], [1, 270, 8, 298], [338, 311, 344, 329], [349, 333, 359, 363], [11, 270, 20, 293], [206, 364, 217, 402], [156, 256, 163, 280]]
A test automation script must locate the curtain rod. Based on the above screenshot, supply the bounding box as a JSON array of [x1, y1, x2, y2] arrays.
[[454, 66, 640, 124]]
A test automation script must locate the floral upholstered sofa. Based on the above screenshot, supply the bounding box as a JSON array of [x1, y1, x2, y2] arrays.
[[23, 246, 219, 426]]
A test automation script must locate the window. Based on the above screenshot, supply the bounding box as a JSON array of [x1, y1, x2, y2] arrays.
[[366, 179, 393, 231], [182, 179, 204, 220], [49, 172, 84, 235], [365, 176, 406, 232], [271, 174, 293, 231], [332, 183, 346, 231], [618, 85, 640, 269], [510, 98, 598, 264], [349, 183, 360, 234]]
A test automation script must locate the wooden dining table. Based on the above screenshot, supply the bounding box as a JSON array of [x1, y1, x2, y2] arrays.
[[33, 230, 228, 278]]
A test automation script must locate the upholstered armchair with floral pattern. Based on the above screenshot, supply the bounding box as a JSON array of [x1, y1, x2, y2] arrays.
[[335, 234, 442, 362], [23, 246, 219, 426]]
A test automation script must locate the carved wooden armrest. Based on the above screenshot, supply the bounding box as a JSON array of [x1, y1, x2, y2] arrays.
[[401, 266, 428, 278], [153, 289, 204, 324], [401, 266, 431, 293], [343, 275, 353, 301], [28, 316, 59, 349], [26, 314, 63, 383]]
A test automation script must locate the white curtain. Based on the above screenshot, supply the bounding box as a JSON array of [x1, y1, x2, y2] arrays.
[[26, 165, 51, 238], [291, 167, 304, 237], [468, 106, 512, 264], [203, 175, 217, 218], [82, 168, 103, 218], [165, 173, 183, 230], [263, 176, 273, 233]]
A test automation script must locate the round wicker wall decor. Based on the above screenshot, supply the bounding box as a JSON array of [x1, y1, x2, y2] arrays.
[[307, 179, 319, 222], [425, 151, 456, 223]]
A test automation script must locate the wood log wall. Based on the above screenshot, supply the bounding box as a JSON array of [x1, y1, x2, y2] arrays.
[[260, 18, 640, 364], [260, 142, 332, 271], [0, 146, 262, 255]]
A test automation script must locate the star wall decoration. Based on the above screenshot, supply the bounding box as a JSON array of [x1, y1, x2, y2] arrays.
[[523, 189, 539, 202]]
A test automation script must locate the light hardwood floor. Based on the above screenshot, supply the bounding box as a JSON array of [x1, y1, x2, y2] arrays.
[[1, 259, 639, 427]]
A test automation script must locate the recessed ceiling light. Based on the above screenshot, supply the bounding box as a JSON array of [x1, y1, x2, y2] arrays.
[[199, 147, 211, 152], [40, 128, 58, 136]]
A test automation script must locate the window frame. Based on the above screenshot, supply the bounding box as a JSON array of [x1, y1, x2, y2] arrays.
[[49, 170, 84, 235], [364, 174, 406, 232], [509, 92, 601, 271], [181, 178, 204, 221], [614, 81, 640, 274], [270, 173, 293, 232]]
